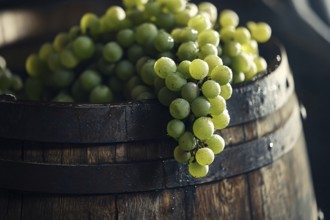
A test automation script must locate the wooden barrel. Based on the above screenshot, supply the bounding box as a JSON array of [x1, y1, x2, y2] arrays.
[[0, 38, 318, 219]]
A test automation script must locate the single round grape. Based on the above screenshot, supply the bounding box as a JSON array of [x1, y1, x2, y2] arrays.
[[212, 110, 230, 130], [210, 65, 233, 85], [196, 147, 214, 166], [191, 96, 211, 117], [197, 29, 220, 47], [116, 29, 135, 48], [140, 59, 157, 86], [80, 13, 100, 36], [169, 98, 190, 120], [115, 60, 135, 81], [105, 6, 126, 21], [79, 70, 101, 91], [180, 82, 200, 102], [189, 59, 209, 80], [251, 22, 272, 43], [198, 2, 218, 24], [53, 32, 69, 52], [177, 60, 191, 78], [72, 36, 95, 60], [38, 43, 53, 61], [241, 39, 258, 54], [89, 85, 113, 103], [154, 57, 177, 79], [103, 42, 123, 63], [223, 41, 241, 57], [188, 14, 212, 33], [234, 27, 251, 44], [204, 54, 223, 72], [178, 131, 197, 151], [167, 119, 185, 139], [153, 30, 174, 52], [135, 22, 158, 45], [59, 49, 79, 69], [175, 9, 193, 26], [198, 43, 218, 59], [231, 53, 251, 73], [219, 9, 239, 27], [177, 41, 198, 61], [193, 117, 214, 140], [25, 54, 45, 77], [219, 26, 235, 43], [144, 1, 161, 18], [254, 56, 267, 73], [179, 27, 198, 43], [156, 12, 176, 30], [244, 61, 258, 81], [201, 80, 220, 99], [188, 162, 209, 178], [209, 95, 226, 115], [220, 83, 233, 100], [206, 134, 225, 154], [163, 0, 186, 13], [233, 72, 245, 84], [157, 87, 179, 106], [165, 72, 187, 92], [173, 146, 191, 164]]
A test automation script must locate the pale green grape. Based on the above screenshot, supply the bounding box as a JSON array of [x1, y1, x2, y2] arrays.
[[165, 72, 187, 92], [189, 59, 209, 80], [201, 80, 220, 99], [193, 116, 214, 140], [234, 27, 251, 44], [177, 60, 191, 78], [231, 53, 251, 73], [223, 41, 241, 57], [254, 56, 267, 73], [209, 95, 226, 115], [204, 54, 223, 72], [72, 36, 95, 60], [219, 9, 239, 27], [173, 146, 191, 163], [212, 109, 230, 129], [169, 98, 190, 119], [210, 65, 233, 85], [196, 147, 214, 166], [53, 32, 69, 52], [59, 49, 79, 69], [198, 43, 218, 59], [197, 29, 220, 47], [206, 134, 225, 154], [38, 43, 53, 61], [0, 56, 6, 68], [89, 85, 113, 103], [25, 54, 46, 77], [154, 57, 177, 79], [179, 27, 198, 43], [188, 14, 212, 32], [233, 72, 245, 84], [103, 42, 123, 63], [167, 119, 185, 139], [80, 13, 100, 36], [241, 39, 258, 54], [162, 0, 186, 13], [188, 162, 209, 178], [219, 26, 235, 43], [251, 22, 272, 43], [198, 2, 218, 24], [177, 41, 198, 61], [220, 83, 233, 100], [191, 96, 210, 117], [244, 61, 258, 80], [180, 82, 200, 102], [178, 131, 197, 151], [79, 70, 101, 91]]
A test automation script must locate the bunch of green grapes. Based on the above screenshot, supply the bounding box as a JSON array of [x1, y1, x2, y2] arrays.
[[0, 56, 23, 96], [21, 0, 272, 178]]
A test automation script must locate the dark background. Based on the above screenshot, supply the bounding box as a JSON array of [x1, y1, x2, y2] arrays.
[[1, 0, 330, 217]]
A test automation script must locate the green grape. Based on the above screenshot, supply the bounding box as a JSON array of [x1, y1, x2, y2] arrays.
[[193, 116, 214, 140], [80, 13, 100, 36], [196, 147, 214, 166], [219, 26, 235, 43], [219, 9, 239, 27], [140, 59, 157, 86], [163, 0, 186, 13], [79, 70, 101, 91], [180, 82, 200, 102], [169, 98, 190, 119], [210, 65, 233, 85], [198, 2, 218, 24], [53, 92, 74, 102], [72, 36, 95, 60], [188, 162, 209, 178], [116, 29, 135, 48], [233, 72, 245, 84], [251, 22, 272, 43], [175, 9, 193, 26], [135, 22, 158, 45], [167, 119, 185, 139], [47, 53, 61, 72], [127, 44, 145, 63], [103, 42, 123, 63], [178, 131, 197, 151], [59, 49, 79, 69], [188, 14, 212, 33], [0, 68, 12, 91], [234, 27, 251, 44], [241, 39, 258, 54], [209, 95, 226, 115], [0, 56, 6, 68], [157, 87, 179, 106], [144, 1, 161, 18], [201, 80, 220, 99], [189, 59, 209, 80], [204, 54, 223, 72], [38, 43, 53, 61], [191, 96, 210, 117], [179, 27, 198, 43], [212, 109, 230, 130], [173, 146, 191, 164], [153, 76, 165, 94], [115, 60, 135, 81], [89, 85, 113, 103], [177, 41, 198, 61], [25, 54, 46, 77], [53, 32, 69, 52], [68, 25, 80, 40], [223, 41, 241, 57], [155, 12, 175, 31], [205, 134, 225, 154], [198, 43, 218, 59], [136, 91, 155, 100], [50, 69, 74, 88], [231, 53, 251, 73], [220, 83, 233, 100], [153, 30, 174, 52], [197, 29, 220, 47], [154, 57, 177, 79], [254, 56, 267, 73], [105, 6, 126, 21], [24, 77, 44, 100], [165, 72, 187, 92], [244, 61, 258, 80], [177, 60, 191, 78]]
